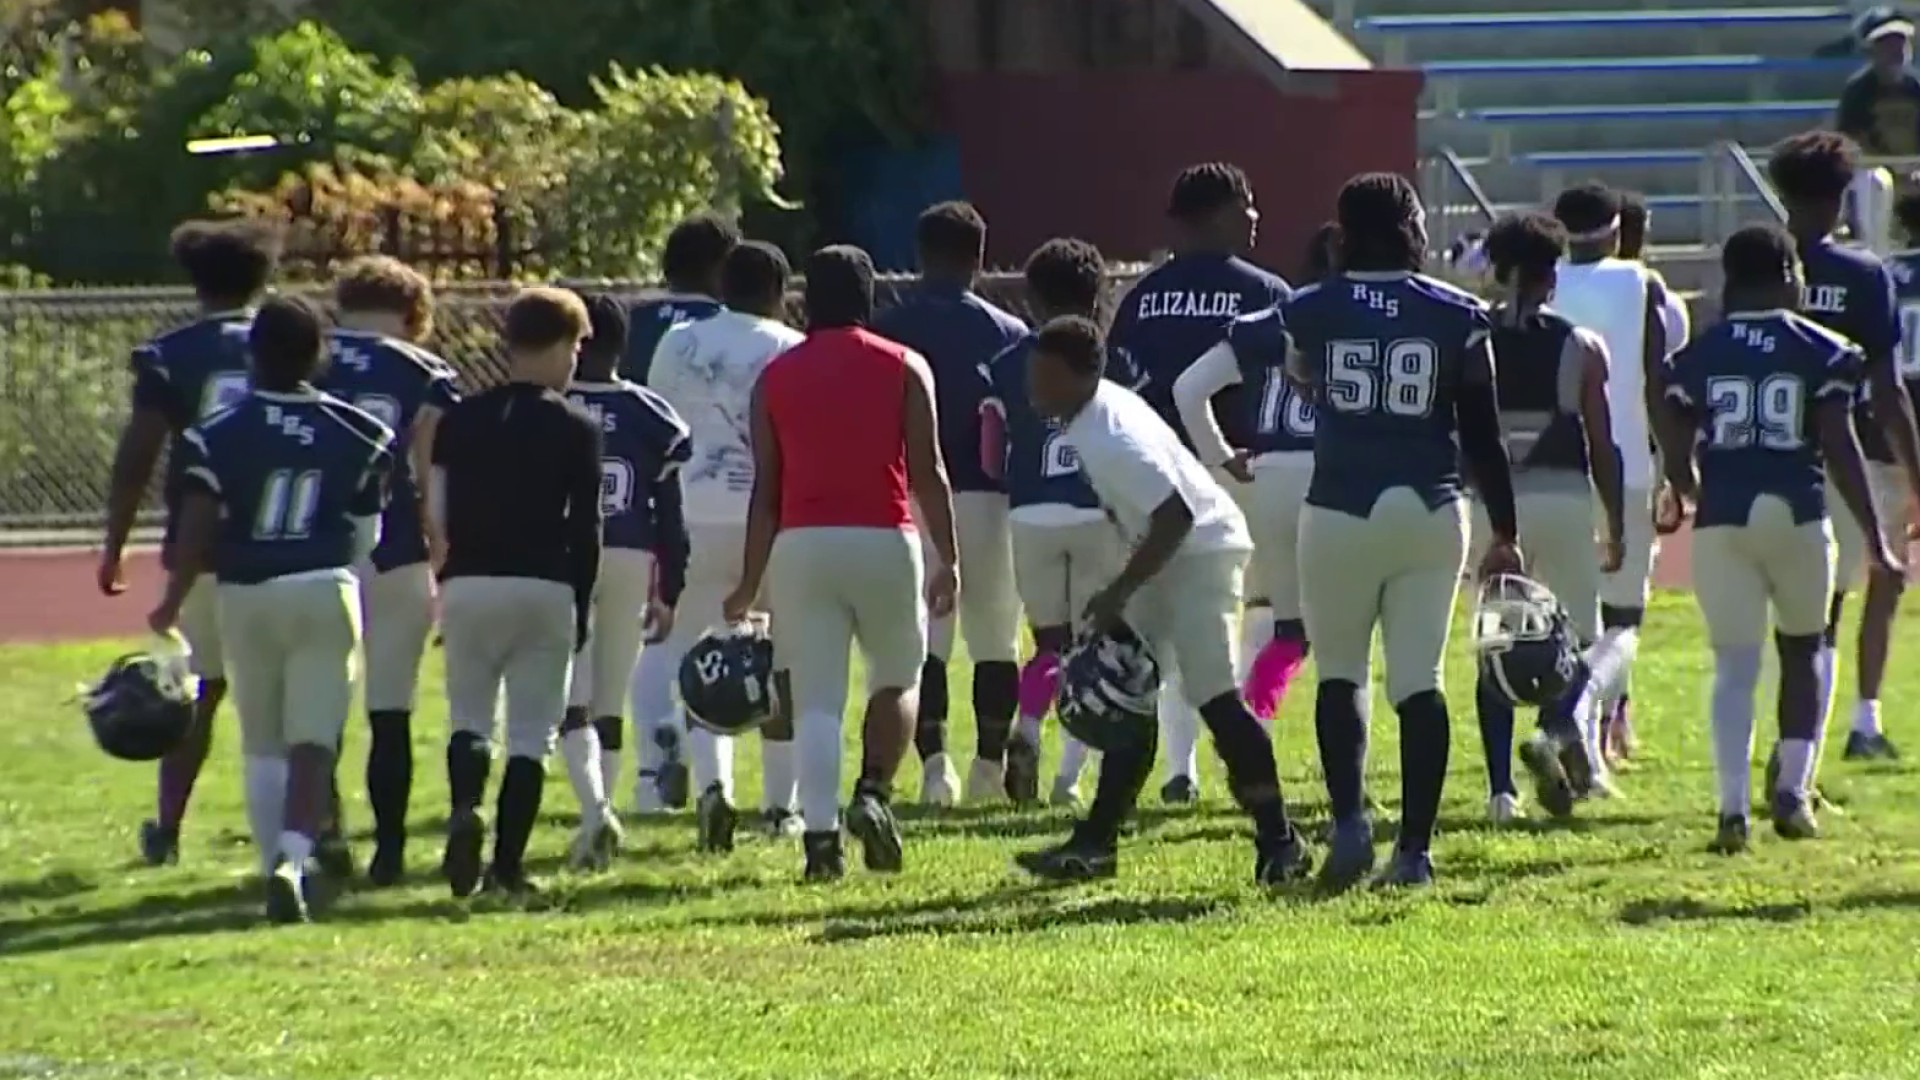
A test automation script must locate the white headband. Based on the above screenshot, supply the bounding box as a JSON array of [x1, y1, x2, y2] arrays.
[[1568, 215, 1622, 243]]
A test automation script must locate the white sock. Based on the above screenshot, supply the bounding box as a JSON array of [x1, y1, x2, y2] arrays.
[[1812, 644, 1838, 769], [760, 737, 796, 812], [1579, 626, 1640, 718], [1710, 644, 1763, 817], [1237, 606, 1274, 683], [796, 709, 843, 833], [688, 724, 735, 802], [244, 755, 289, 876], [560, 723, 607, 827], [278, 829, 314, 871], [629, 645, 679, 772], [1158, 672, 1199, 782], [598, 747, 621, 798], [1778, 739, 1816, 799], [1056, 735, 1091, 785], [1853, 698, 1882, 738]]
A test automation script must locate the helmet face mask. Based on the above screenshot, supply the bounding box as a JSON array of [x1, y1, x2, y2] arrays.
[[678, 620, 778, 736], [1473, 573, 1585, 708], [1055, 621, 1161, 752]]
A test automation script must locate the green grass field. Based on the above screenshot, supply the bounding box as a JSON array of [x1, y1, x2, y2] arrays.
[[3, 590, 1919, 1079]]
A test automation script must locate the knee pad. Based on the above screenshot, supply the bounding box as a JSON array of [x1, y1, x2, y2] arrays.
[[1394, 688, 1448, 727], [1599, 604, 1644, 631], [558, 708, 590, 736], [592, 714, 624, 751]]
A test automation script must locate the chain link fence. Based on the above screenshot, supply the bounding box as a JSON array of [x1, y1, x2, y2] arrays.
[[0, 267, 1148, 540]]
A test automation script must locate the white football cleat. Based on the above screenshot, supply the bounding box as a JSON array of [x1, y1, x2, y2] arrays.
[[919, 752, 961, 807], [1487, 792, 1524, 825], [964, 757, 1006, 804], [1049, 776, 1082, 808], [631, 773, 667, 816]]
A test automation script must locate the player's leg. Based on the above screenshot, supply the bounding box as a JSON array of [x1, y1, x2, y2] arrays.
[[1052, 521, 1120, 803], [1759, 507, 1839, 839], [1465, 495, 1520, 819], [1517, 490, 1612, 811], [1243, 464, 1313, 722], [1843, 463, 1905, 760], [560, 609, 608, 871], [359, 562, 435, 886], [628, 590, 688, 814], [1793, 480, 1865, 801], [767, 531, 857, 881], [951, 492, 1023, 803], [909, 500, 960, 805], [437, 578, 510, 898], [269, 578, 362, 923], [759, 666, 801, 837], [678, 527, 747, 850], [1298, 502, 1387, 889], [1689, 520, 1769, 854], [845, 529, 929, 873], [491, 579, 576, 895], [216, 584, 287, 881], [1212, 465, 1273, 694], [144, 576, 226, 866], [1377, 494, 1470, 887], [1594, 485, 1656, 762], [1009, 521, 1073, 807]]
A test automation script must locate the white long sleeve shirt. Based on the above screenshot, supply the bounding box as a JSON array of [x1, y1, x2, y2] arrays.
[[648, 309, 803, 525]]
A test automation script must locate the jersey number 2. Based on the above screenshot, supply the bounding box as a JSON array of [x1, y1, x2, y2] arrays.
[[255, 468, 322, 540]]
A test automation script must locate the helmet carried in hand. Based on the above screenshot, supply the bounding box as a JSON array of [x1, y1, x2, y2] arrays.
[[82, 645, 198, 761], [1056, 620, 1160, 753], [678, 620, 778, 735], [1473, 573, 1585, 708]]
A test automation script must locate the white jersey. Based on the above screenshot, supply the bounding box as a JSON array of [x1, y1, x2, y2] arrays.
[[648, 309, 803, 524], [1062, 380, 1252, 556], [1553, 257, 1658, 487]]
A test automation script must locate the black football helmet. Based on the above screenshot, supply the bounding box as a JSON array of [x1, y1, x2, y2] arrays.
[[1473, 573, 1586, 708], [1056, 620, 1161, 753], [82, 647, 197, 761], [679, 620, 778, 735]]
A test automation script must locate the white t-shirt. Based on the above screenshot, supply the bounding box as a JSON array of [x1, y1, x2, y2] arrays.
[[1553, 257, 1657, 488], [1061, 380, 1252, 555], [648, 309, 803, 525]]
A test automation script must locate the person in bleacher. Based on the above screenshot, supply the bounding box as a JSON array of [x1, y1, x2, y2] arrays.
[[1836, 10, 1920, 158]]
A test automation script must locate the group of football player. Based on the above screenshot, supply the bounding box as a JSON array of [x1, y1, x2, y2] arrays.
[[84, 126, 1920, 922]]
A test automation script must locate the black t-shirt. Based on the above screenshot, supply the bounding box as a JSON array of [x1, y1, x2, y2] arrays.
[[1838, 65, 1920, 156]]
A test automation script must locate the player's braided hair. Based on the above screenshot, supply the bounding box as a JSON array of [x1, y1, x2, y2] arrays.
[[1024, 237, 1106, 317], [916, 201, 987, 269], [1336, 172, 1424, 272], [1768, 130, 1859, 206], [1720, 223, 1800, 292], [1166, 162, 1253, 221], [1551, 182, 1620, 238], [1483, 211, 1567, 288], [171, 218, 282, 304]]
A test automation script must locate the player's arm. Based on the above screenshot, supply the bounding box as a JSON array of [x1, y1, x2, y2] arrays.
[[1820, 345, 1896, 566], [978, 398, 1006, 482], [1086, 440, 1189, 627], [1641, 275, 1672, 474], [1172, 340, 1243, 468], [1863, 267, 1920, 500], [149, 430, 217, 631], [649, 410, 694, 611], [1572, 328, 1626, 549], [1652, 354, 1701, 499], [102, 347, 174, 594], [565, 408, 605, 640], [1455, 325, 1519, 550], [411, 371, 459, 565], [733, 375, 782, 617], [351, 436, 396, 562], [904, 351, 960, 612]]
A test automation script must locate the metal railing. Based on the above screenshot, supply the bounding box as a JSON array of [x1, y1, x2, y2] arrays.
[[1419, 146, 1500, 258], [1702, 140, 1788, 244]]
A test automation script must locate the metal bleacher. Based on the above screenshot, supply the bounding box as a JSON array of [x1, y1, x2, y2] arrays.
[[1311, 0, 1863, 293]]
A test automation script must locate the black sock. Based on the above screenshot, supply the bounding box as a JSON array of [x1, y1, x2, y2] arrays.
[[1396, 690, 1451, 855], [914, 656, 949, 760], [1775, 631, 1823, 742], [973, 660, 1019, 760], [1080, 730, 1155, 848], [592, 715, 623, 751], [1473, 679, 1515, 798], [854, 776, 891, 804], [1196, 692, 1294, 838], [493, 755, 545, 880], [447, 731, 491, 813], [1314, 679, 1368, 822], [367, 710, 413, 846]]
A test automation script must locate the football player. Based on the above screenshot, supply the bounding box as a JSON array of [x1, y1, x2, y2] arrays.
[[980, 238, 1122, 807], [624, 211, 738, 808], [1653, 223, 1897, 851], [648, 242, 804, 848], [317, 256, 461, 886], [1286, 173, 1522, 889], [1013, 316, 1308, 885], [1106, 163, 1290, 802], [1768, 131, 1920, 786], [149, 295, 394, 923], [1474, 211, 1627, 823], [98, 219, 281, 867], [564, 296, 690, 867], [872, 202, 1027, 807]]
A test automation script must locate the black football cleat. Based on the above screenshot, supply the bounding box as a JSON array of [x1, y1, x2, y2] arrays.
[[802, 831, 845, 882], [1558, 739, 1597, 799], [1708, 814, 1750, 855], [1519, 734, 1577, 820], [1158, 776, 1200, 806], [1770, 792, 1820, 841], [695, 783, 738, 854], [654, 728, 690, 810], [265, 857, 313, 925], [482, 865, 543, 901], [442, 807, 486, 899], [1254, 829, 1312, 887], [1764, 745, 1842, 816], [1014, 833, 1118, 883], [139, 819, 179, 867], [1003, 734, 1042, 806], [1373, 848, 1435, 889], [845, 789, 904, 873], [1843, 731, 1900, 761], [314, 829, 355, 880], [1319, 817, 1376, 891], [366, 841, 405, 889]]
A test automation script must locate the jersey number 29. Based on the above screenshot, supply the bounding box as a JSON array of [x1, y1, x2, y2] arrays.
[[1326, 339, 1438, 418], [1705, 373, 1805, 450]]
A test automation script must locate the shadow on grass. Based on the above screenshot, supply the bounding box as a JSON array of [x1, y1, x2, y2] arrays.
[[814, 893, 1228, 943], [1618, 889, 1920, 926], [0, 869, 96, 907]]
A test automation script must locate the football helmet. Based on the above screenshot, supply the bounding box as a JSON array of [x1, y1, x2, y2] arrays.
[[1473, 573, 1585, 708], [82, 641, 197, 761], [1055, 620, 1161, 753], [678, 620, 778, 735]]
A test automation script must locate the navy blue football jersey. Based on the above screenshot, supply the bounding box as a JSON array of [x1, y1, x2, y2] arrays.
[[1225, 307, 1315, 455], [1889, 250, 1920, 397], [1798, 235, 1899, 462], [129, 310, 256, 542], [179, 389, 395, 585], [981, 334, 1101, 512], [1662, 310, 1862, 529], [621, 294, 724, 385], [316, 329, 461, 572], [566, 380, 693, 550], [1284, 272, 1493, 517], [872, 282, 1027, 494], [1107, 253, 1290, 448]]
